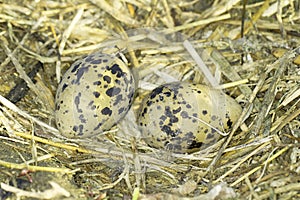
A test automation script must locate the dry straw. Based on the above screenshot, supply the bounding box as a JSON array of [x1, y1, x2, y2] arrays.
[[0, 0, 300, 199]]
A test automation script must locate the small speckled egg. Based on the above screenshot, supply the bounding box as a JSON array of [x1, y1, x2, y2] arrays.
[[138, 82, 242, 153], [55, 52, 135, 138]]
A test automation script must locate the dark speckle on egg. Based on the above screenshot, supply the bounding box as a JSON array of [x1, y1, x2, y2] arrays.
[[93, 91, 100, 98], [101, 107, 112, 116]]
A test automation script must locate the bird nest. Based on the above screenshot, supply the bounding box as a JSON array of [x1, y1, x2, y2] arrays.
[[0, 0, 300, 199]]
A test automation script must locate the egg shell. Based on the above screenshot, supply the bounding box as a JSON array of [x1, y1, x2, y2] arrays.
[[55, 53, 135, 138], [138, 82, 242, 153]]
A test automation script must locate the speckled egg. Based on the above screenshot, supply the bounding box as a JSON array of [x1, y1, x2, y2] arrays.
[[55, 52, 135, 138], [138, 82, 242, 153]]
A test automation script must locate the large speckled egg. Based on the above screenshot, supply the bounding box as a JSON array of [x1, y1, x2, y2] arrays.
[[138, 82, 242, 153], [55, 52, 135, 138]]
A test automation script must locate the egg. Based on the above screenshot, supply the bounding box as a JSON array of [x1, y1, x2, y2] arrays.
[[137, 82, 242, 153], [55, 52, 135, 138]]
